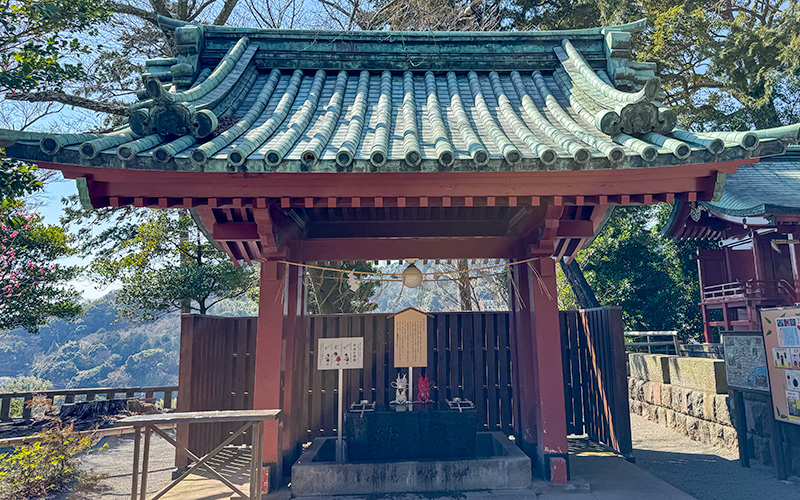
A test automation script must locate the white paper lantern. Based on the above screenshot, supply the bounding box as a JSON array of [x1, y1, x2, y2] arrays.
[[401, 263, 423, 288]]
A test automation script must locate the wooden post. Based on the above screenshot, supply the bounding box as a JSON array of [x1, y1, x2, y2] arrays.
[[280, 262, 306, 472], [731, 389, 750, 468], [528, 258, 569, 484], [508, 260, 538, 461], [252, 260, 287, 488], [337, 367, 344, 461]]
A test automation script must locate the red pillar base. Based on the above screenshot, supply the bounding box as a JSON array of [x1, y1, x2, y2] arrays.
[[548, 456, 569, 484]]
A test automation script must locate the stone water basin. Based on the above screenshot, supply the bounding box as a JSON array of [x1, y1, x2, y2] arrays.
[[290, 431, 532, 496]]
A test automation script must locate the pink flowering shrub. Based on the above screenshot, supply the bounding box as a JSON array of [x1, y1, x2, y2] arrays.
[[0, 204, 81, 333]]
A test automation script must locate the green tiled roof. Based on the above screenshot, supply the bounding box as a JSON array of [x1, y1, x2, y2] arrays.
[[0, 17, 797, 173], [700, 146, 800, 217]]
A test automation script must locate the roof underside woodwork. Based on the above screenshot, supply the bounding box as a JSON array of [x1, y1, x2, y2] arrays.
[[666, 147, 800, 239]]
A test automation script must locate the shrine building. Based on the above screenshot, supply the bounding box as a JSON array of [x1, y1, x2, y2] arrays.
[[665, 145, 800, 341], [1, 15, 798, 486]]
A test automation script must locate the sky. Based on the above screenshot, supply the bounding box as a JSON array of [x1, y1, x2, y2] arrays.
[[35, 172, 119, 301]]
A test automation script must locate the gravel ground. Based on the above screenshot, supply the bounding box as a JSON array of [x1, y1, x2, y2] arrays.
[[51, 431, 174, 500], [630, 413, 800, 500], [44, 414, 800, 499]]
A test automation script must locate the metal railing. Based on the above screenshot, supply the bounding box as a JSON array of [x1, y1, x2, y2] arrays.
[[0, 386, 178, 421], [624, 331, 679, 355]]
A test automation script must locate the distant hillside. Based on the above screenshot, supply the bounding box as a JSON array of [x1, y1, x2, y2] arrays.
[[0, 294, 257, 390]]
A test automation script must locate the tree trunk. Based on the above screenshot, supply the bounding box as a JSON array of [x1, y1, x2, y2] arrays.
[[559, 259, 600, 309], [456, 259, 473, 311]]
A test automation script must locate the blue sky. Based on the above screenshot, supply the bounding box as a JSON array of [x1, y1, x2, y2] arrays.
[[36, 172, 118, 301]]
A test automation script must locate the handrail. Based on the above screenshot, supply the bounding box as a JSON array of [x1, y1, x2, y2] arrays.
[[0, 385, 178, 421], [703, 279, 797, 304], [625, 331, 679, 355]]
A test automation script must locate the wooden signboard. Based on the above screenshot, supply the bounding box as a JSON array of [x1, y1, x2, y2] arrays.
[[389, 307, 431, 368], [760, 306, 800, 425]]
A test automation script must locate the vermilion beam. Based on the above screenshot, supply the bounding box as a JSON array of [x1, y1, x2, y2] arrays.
[[44, 160, 748, 205]]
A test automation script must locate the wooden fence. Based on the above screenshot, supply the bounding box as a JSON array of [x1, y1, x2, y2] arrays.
[[175, 314, 257, 468], [302, 312, 514, 442], [0, 386, 178, 421], [175, 308, 631, 465], [560, 307, 632, 458]]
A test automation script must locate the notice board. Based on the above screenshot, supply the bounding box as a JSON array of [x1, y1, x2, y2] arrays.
[[760, 306, 800, 425], [317, 337, 364, 370], [722, 331, 769, 393], [390, 307, 431, 368]]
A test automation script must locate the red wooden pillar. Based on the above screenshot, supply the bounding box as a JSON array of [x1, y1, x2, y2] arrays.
[[508, 261, 537, 457], [528, 257, 569, 484], [280, 262, 306, 473], [253, 260, 287, 486]]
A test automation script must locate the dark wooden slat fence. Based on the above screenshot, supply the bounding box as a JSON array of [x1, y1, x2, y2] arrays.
[[176, 314, 257, 468], [560, 307, 632, 458], [174, 307, 631, 468], [302, 312, 514, 442]]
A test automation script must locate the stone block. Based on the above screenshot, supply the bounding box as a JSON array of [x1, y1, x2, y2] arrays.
[[703, 395, 716, 422], [674, 413, 687, 434], [630, 399, 642, 415], [661, 385, 672, 408], [653, 382, 662, 406], [656, 406, 666, 425], [643, 382, 654, 404], [687, 391, 705, 420], [291, 432, 532, 496], [723, 425, 738, 448], [628, 353, 671, 383], [714, 395, 732, 426], [667, 356, 727, 394], [665, 408, 676, 429], [686, 416, 700, 441]]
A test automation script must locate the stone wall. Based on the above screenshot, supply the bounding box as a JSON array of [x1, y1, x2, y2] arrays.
[[628, 353, 800, 477], [628, 375, 738, 450]]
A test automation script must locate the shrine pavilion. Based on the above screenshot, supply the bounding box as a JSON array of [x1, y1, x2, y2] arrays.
[[1, 15, 798, 486], [664, 146, 800, 342]]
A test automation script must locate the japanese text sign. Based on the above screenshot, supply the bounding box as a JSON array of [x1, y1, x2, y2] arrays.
[[317, 337, 364, 370]]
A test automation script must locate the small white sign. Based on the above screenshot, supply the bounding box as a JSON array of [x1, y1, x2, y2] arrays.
[[317, 337, 364, 370]]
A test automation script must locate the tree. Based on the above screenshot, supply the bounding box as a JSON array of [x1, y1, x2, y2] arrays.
[[0, 204, 81, 333], [510, 0, 800, 130], [63, 202, 257, 320], [569, 205, 707, 340], [306, 262, 381, 314]]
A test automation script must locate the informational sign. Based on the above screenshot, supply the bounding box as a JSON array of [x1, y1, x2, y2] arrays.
[[317, 337, 363, 370], [761, 307, 800, 425], [722, 332, 770, 392], [391, 307, 430, 368]]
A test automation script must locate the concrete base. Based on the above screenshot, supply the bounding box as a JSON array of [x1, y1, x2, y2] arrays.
[[290, 431, 531, 496]]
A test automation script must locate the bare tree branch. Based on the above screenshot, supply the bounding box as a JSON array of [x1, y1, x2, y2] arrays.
[[5, 91, 128, 116], [213, 0, 240, 25], [109, 2, 160, 24]]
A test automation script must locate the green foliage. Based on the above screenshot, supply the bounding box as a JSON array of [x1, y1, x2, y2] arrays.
[[0, 424, 103, 499], [575, 205, 707, 341], [0, 0, 110, 93], [0, 203, 82, 334], [0, 376, 53, 418], [0, 159, 39, 202], [307, 262, 381, 314], [62, 201, 257, 321], [511, 0, 800, 129], [0, 376, 52, 393]]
